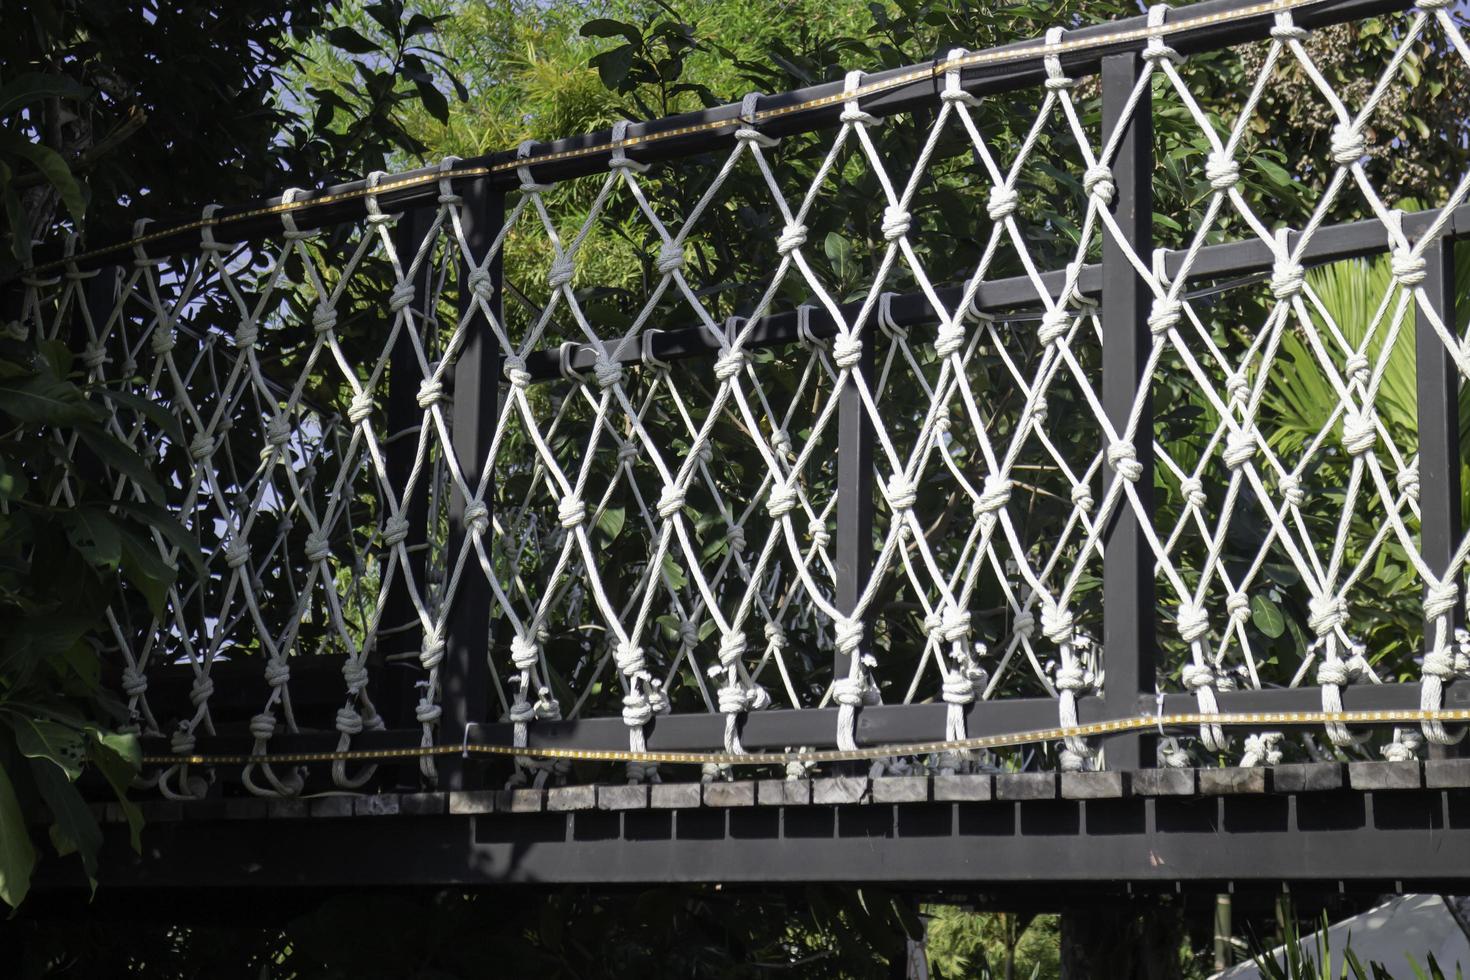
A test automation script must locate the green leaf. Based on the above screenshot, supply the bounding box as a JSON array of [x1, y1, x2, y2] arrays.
[[87, 731, 142, 852], [1251, 594, 1286, 639], [0, 761, 37, 908], [596, 506, 625, 542], [63, 506, 123, 570], [91, 388, 187, 445], [0, 372, 99, 425], [15, 716, 87, 780], [77, 426, 165, 502], [30, 758, 100, 894], [824, 232, 854, 281], [117, 523, 176, 621], [326, 26, 378, 54], [414, 80, 449, 124], [581, 18, 642, 44], [0, 72, 92, 117], [0, 130, 86, 224], [111, 500, 204, 579]]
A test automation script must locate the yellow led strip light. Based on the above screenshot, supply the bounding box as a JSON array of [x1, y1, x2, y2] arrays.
[[144, 707, 1470, 768], [24, 0, 1345, 278]]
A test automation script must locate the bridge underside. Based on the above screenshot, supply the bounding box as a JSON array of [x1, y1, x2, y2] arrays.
[[44, 760, 1470, 896]]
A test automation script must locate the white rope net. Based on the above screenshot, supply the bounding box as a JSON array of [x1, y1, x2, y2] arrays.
[[13, 0, 1470, 794]]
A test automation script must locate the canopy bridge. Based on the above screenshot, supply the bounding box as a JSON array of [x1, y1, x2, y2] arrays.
[[13, 0, 1470, 893]]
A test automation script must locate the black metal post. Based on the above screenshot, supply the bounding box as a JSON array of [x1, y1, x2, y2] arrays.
[[440, 180, 501, 791], [835, 329, 876, 691], [381, 207, 437, 730], [1099, 52, 1156, 771], [1418, 236, 1463, 758]]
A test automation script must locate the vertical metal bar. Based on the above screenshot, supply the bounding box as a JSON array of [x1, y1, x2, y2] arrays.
[[381, 207, 436, 729], [1100, 52, 1156, 771], [1418, 236, 1463, 759], [834, 334, 876, 687], [440, 179, 502, 791]]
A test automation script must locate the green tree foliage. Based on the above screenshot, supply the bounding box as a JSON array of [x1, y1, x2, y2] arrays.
[[0, 0, 458, 908]]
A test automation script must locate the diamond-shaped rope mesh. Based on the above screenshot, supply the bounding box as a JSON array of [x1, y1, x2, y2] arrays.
[[13, 0, 1470, 794]]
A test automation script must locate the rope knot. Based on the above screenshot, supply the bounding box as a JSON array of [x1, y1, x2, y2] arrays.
[[935, 321, 966, 358], [655, 240, 686, 275], [832, 333, 863, 369], [1071, 482, 1094, 513], [1341, 408, 1377, 455], [1330, 122, 1366, 165], [510, 633, 540, 670], [977, 475, 1012, 515], [987, 185, 1019, 221], [1308, 594, 1347, 637], [1241, 731, 1284, 766], [1143, 37, 1182, 66], [557, 495, 586, 528], [171, 729, 196, 755], [1424, 650, 1457, 680], [834, 617, 864, 657], [1344, 353, 1370, 385], [1177, 603, 1211, 644], [725, 523, 746, 553], [1316, 659, 1350, 687], [832, 677, 867, 707], [223, 540, 250, 570], [622, 692, 653, 728], [770, 427, 793, 458], [1391, 247, 1426, 287], [677, 620, 700, 649], [614, 641, 645, 677], [1271, 12, 1308, 39], [1083, 165, 1115, 205], [189, 674, 215, 706], [347, 390, 374, 424], [149, 329, 176, 356], [656, 484, 685, 518], [79, 343, 108, 371], [1181, 477, 1207, 510], [467, 267, 494, 300], [189, 433, 216, 461], [121, 665, 148, 697], [502, 354, 531, 389], [304, 529, 331, 563], [1181, 661, 1216, 690], [940, 604, 971, 643], [1041, 601, 1074, 644], [335, 705, 364, 735], [420, 632, 446, 670], [881, 205, 911, 241], [1425, 580, 1459, 622], [264, 659, 291, 688], [1223, 429, 1256, 469], [718, 684, 748, 714], [1204, 151, 1240, 191], [1108, 440, 1142, 482], [776, 223, 808, 255], [547, 256, 575, 288], [1227, 591, 1251, 624], [1054, 663, 1089, 693], [416, 378, 445, 408], [249, 712, 277, 740], [767, 481, 797, 518], [340, 658, 369, 696], [885, 474, 918, 511], [719, 631, 747, 668], [1038, 307, 1071, 346], [1270, 257, 1305, 299], [388, 282, 415, 313], [233, 320, 259, 349], [463, 501, 490, 535], [1148, 296, 1182, 336], [311, 302, 338, 334], [714, 348, 746, 381], [382, 515, 411, 546], [807, 516, 830, 549], [592, 355, 624, 390], [262, 415, 291, 451], [1013, 610, 1036, 638], [764, 621, 787, 647], [1280, 473, 1305, 507], [942, 674, 976, 705]]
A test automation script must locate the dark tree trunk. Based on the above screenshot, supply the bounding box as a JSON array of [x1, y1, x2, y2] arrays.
[[1060, 902, 1184, 980]]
